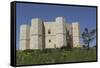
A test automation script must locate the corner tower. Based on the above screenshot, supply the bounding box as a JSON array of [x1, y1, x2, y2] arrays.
[[72, 22, 80, 47], [55, 17, 67, 48], [19, 24, 30, 50], [30, 18, 43, 49]]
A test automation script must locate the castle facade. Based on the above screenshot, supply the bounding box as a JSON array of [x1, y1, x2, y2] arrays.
[[19, 17, 81, 50]]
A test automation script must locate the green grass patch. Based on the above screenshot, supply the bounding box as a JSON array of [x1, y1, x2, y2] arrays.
[[16, 48, 97, 65]]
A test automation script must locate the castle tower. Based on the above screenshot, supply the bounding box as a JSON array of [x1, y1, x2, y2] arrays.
[[55, 17, 67, 48], [19, 24, 30, 50], [66, 23, 73, 48], [30, 18, 43, 49], [72, 22, 80, 47]]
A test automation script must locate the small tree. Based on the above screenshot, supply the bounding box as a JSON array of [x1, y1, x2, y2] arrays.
[[82, 28, 96, 50]]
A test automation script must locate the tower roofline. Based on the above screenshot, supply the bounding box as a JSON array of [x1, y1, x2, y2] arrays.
[[20, 24, 30, 27], [72, 22, 79, 24]]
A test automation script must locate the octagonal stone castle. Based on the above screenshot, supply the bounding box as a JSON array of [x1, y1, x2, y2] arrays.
[[19, 17, 81, 50]]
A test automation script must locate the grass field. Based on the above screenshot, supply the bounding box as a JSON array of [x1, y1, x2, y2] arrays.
[[16, 48, 97, 65]]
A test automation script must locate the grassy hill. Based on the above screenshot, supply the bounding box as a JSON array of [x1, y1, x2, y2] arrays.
[[16, 48, 97, 65]]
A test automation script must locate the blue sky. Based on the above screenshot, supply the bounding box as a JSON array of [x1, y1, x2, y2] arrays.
[[16, 3, 97, 49]]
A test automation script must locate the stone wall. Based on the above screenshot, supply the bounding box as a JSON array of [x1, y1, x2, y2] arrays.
[[72, 22, 80, 47], [19, 17, 81, 50], [30, 18, 43, 49], [19, 24, 30, 50]]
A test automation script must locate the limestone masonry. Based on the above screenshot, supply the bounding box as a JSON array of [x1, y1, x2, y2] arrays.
[[19, 17, 81, 50]]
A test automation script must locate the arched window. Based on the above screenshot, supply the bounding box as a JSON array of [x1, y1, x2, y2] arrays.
[[49, 40, 51, 43], [48, 29, 51, 34]]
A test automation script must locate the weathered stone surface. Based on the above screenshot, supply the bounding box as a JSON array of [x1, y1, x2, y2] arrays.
[[19, 17, 81, 50]]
